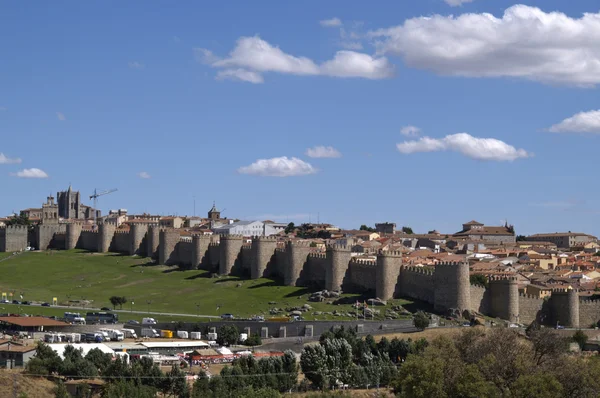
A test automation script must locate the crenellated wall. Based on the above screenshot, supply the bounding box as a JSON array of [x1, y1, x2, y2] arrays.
[[376, 251, 402, 300], [518, 294, 545, 324], [36, 224, 66, 251], [0, 226, 28, 252], [347, 258, 377, 292], [434, 261, 470, 314], [549, 289, 580, 328], [79, 230, 98, 251], [579, 299, 600, 328], [178, 238, 193, 266], [130, 223, 149, 256], [219, 235, 244, 275], [251, 236, 278, 279], [208, 242, 220, 270], [488, 276, 520, 322], [286, 241, 312, 286], [240, 245, 253, 272], [399, 266, 435, 304], [112, 229, 130, 253], [326, 244, 351, 292], [159, 229, 180, 266], [470, 285, 489, 314], [305, 252, 327, 288], [97, 224, 115, 253], [147, 225, 160, 260], [66, 223, 82, 250], [191, 235, 210, 270]]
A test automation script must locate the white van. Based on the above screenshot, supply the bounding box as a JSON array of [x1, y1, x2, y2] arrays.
[[142, 317, 157, 325]]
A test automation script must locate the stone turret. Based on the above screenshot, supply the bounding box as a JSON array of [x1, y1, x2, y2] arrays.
[[65, 223, 82, 250], [550, 287, 580, 328], [219, 235, 244, 275], [251, 236, 278, 279], [326, 244, 351, 292], [159, 229, 180, 265], [489, 276, 520, 322], [129, 223, 148, 256], [192, 235, 210, 270], [97, 223, 115, 253], [0, 225, 28, 252], [285, 241, 311, 286], [376, 250, 402, 300], [146, 225, 160, 259], [433, 261, 471, 315]]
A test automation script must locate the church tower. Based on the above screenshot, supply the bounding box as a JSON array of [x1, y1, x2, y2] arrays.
[[208, 202, 221, 221]]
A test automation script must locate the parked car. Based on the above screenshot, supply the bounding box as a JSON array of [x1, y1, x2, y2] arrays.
[[12, 300, 21, 305], [0, 299, 9, 304], [100, 307, 112, 311], [41, 302, 51, 307], [22, 301, 31, 305], [127, 320, 140, 325], [221, 313, 235, 320]]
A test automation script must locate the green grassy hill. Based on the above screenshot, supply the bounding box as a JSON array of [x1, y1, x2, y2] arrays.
[[0, 250, 411, 322]]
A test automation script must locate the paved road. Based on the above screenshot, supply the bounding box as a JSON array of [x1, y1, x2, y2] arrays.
[[0, 302, 220, 319]]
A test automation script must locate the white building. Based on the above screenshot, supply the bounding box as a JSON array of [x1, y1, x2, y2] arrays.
[[213, 220, 279, 237]]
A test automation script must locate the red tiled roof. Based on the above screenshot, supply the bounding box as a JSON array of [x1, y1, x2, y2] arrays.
[[0, 316, 69, 327]]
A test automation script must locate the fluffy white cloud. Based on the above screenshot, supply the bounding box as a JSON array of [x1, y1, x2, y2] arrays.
[[370, 5, 600, 86], [216, 69, 264, 84], [238, 156, 317, 177], [397, 133, 531, 161], [138, 171, 151, 179], [320, 18, 342, 27], [128, 61, 145, 69], [11, 168, 49, 178], [0, 153, 22, 164], [444, 0, 474, 6], [196, 36, 393, 82], [320, 51, 394, 79], [56, 112, 66, 121], [548, 110, 600, 133], [305, 146, 342, 158], [400, 125, 421, 136]]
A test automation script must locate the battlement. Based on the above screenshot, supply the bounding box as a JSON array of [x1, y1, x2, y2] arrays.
[[579, 298, 600, 305], [192, 234, 211, 240], [113, 229, 129, 235], [252, 236, 278, 242], [208, 242, 220, 247], [403, 266, 434, 276], [489, 275, 519, 282], [180, 236, 192, 243], [327, 244, 350, 252], [275, 247, 286, 253], [286, 240, 312, 248], [308, 252, 327, 259], [436, 261, 467, 267], [0, 225, 28, 232], [519, 293, 544, 300], [378, 250, 402, 257], [220, 234, 245, 240], [551, 287, 577, 293], [350, 258, 377, 267], [241, 244, 252, 250]]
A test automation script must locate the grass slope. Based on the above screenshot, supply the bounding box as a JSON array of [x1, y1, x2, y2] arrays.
[[0, 250, 412, 321]]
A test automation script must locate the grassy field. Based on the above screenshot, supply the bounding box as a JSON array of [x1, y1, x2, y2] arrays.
[[0, 250, 413, 322]]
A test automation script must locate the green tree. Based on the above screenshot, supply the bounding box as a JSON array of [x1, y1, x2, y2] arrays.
[[244, 333, 262, 347], [102, 381, 157, 398], [217, 325, 240, 346], [516, 235, 527, 242], [402, 226, 414, 234], [359, 225, 375, 232], [392, 355, 447, 397], [85, 348, 112, 373], [109, 296, 121, 310], [284, 222, 295, 234], [469, 274, 488, 288], [300, 344, 328, 389], [7, 213, 32, 227], [528, 327, 567, 366], [413, 311, 430, 330], [54, 381, 69, 398], [511, 373, 563, 398], [161, 364, 189, 398], [573, 329, 588, 350]]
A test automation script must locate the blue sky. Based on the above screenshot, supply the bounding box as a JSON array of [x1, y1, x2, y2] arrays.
[[2, 0, 600, 236]]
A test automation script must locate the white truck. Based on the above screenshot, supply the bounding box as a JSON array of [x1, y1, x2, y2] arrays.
[[95, 330, 111, 342], [121, 328, 138, 339], [142, 317, 157, 325], [176, 331, 189, 339], [141, 328, 160, 338], [100, 329, 124, 341]]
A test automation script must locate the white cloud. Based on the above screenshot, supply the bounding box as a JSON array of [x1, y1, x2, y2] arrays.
[[138, 171, 151, 179], [320, 51, 394, 79], [444, 0, 474, 6], [238, 156, 317, 177], [306, 146, 342, 158], [128, 61, 145, 70], [11, 168, 49, 178], [370, 5, 600, 86], [56, 112, 66, 121], [548, 110, 600, 134], [0, 153, 22, 164], [397, 133, 531, 161], [320, 18, 342, 27], [340, 41, 363, 50], [216, 69, 264, 84], [400, 125, 421, 136], [198, 36, 393, 82]]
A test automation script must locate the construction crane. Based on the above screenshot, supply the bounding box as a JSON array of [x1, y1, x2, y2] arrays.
[[90, 188, 117, 228]]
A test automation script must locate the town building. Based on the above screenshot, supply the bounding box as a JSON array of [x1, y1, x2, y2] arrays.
[[159, 216, 184, 229], [375, 222, 396, 234], [213, 220, 279, 236], [453, 220, 516, 244], [0, 341, 36, 368], [526, 232, 598, 249]]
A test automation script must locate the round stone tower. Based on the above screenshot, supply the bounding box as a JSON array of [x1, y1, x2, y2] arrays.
[[251, 236, 278, 279], [191, 234, 209, 270], [146, 224, 160, 259], [159, 229, 180, 265], [219, 235, 244, 275], [433, 261, 471, 314], [129, 223, 148, 256], [65, 223, 82, 250], [97, 223, 115, 253], [376, 250, 402, 300], [567, 287, 580, 328], [285, 241, 311, 286], [326, 244, 351, 292], [488, 276, 520, 322]]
